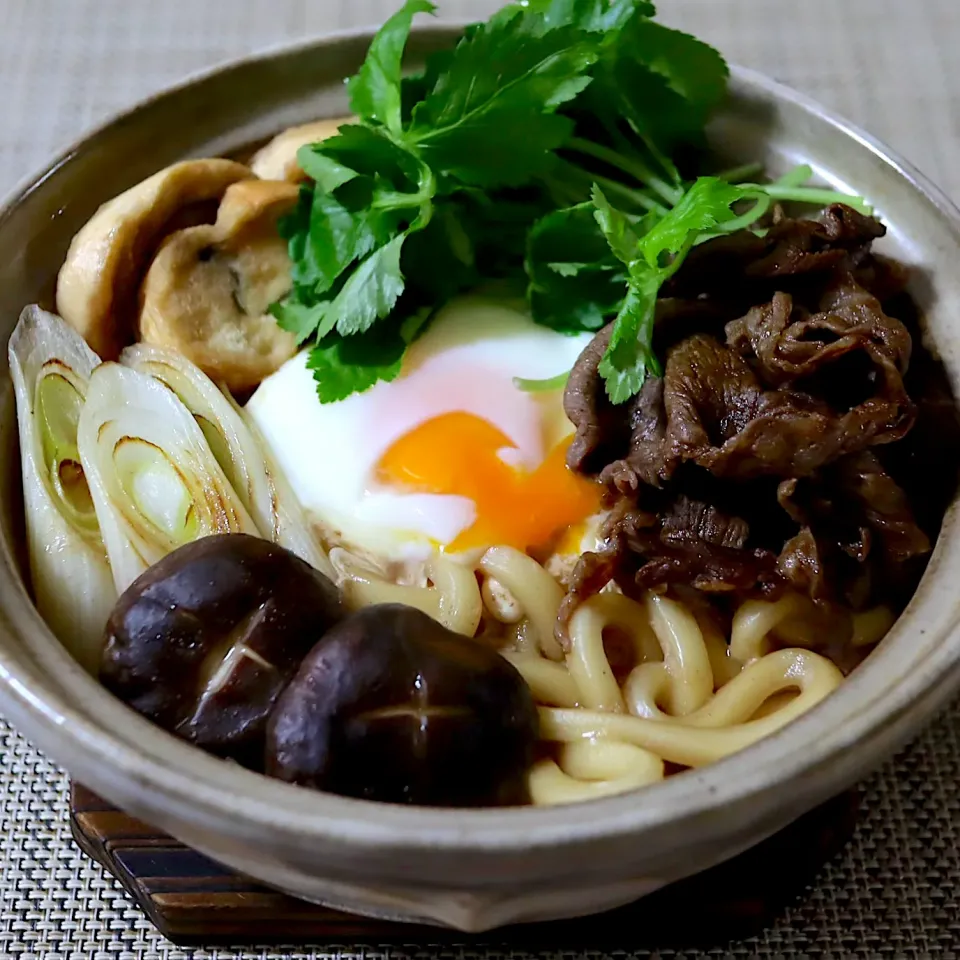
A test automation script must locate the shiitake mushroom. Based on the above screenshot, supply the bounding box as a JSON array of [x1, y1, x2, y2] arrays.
[[102, 538, 538, 806], [266, 604, 540, 807], [100, 533, 341, 767]]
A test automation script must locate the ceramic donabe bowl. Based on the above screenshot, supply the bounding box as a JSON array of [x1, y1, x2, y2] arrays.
[[0, 25, 959, 934]]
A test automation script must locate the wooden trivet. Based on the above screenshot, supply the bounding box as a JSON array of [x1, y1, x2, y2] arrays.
[[69, 783, 859, 948]]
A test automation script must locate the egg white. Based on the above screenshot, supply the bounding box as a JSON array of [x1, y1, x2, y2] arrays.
[[246, 296, 593, 561]]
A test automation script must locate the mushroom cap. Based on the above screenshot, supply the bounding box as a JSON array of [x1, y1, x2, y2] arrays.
[[250, 117, 352, 182], [138, 179, 300, 393], [266, 603, 540, 807], [100, 533, 343, 766], [56, 159, 254, 360]]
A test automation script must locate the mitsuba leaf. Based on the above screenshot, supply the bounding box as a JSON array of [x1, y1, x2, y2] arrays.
[[526, 204, 625, 332], [402, 206, 480, 305], [594, 19, 729, 155], [517, 0, 656, 35], [271, 297, 330, 346], [311, 124, 427, 187], [627, 19, 729, 122], [400, 47, 455, 123], [456, 189, 555, 277], [409, 17, 601, 186], [639, 176, 749, 265], [278, 185, 315, 296], [308, 307, 431, 403], [528, 202, 617, 268], [592, 187, 643, 262], [273, 0, 735, 407], [284, 122, 437, 310], [597, 277, 661, 403], [591, 185, 662, 401], [347, 0, 436, 133], [330, 234, 407, 337], [295, 147, 358, 194], [308, 330, 406, 403], [302, 190, 375, 296], [591, 177, 756, 401]]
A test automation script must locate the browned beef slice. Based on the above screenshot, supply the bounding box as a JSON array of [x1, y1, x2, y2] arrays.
[[666, 203, 886, 300], [566, 300, 727, 483], [555, 549, 627, 648], [660, 494, 750, 550], [749, 204, 885, 278], [854, 253, 911, 302], [835, 451, 930, 565], [776, 527, 831, 600], [564, 324, 628, 474], [662, 334, 914, 480], [726, 273, 912, 382], [599, 376, 673, 496], [630, 531, 780, 595], [596, 492, 778, 597]]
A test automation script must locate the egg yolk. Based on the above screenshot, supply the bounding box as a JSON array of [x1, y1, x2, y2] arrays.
[[375, 412, 600, 553]]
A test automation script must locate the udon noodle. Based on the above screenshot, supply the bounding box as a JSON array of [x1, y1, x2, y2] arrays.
[[328, 542, 881, 805]]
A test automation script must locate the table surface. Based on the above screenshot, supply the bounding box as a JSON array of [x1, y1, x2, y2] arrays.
[[1, 1, 959, 958]]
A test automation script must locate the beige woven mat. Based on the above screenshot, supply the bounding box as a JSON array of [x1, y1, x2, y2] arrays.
[[1, 0, 959, 957]]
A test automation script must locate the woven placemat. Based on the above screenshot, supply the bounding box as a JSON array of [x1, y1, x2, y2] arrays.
[[1, 1, 960, 957]]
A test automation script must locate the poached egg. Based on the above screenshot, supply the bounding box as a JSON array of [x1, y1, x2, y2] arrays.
[[246, 296, 600, 561]]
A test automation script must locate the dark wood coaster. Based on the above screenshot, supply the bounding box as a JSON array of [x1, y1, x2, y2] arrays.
[[69, 783, 860, 948]]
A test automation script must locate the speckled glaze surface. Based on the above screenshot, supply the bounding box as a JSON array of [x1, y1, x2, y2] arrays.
[[0, 25, 959, 934]]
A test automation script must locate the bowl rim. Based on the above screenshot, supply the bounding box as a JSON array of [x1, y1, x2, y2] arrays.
[[1, 21, 960, 860]]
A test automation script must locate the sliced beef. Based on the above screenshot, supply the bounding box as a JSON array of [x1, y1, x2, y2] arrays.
[[835, 452, 930, 566], [629, 531, 780, 595], [667, 204, 886, 302], [777, 452, 928, 569], [564, 324, 627, 475], [600, 493, 779, 597], [662, 334, 914, 480], [748, 204, 885, 278], [726, 281, 908, 390], [599, 376, 673, 496], [854, 253, 911, 303], [566, 298, 733, 481], [559, 203, 954, 622], [776, 528, 830, 600], [555, 547, 629, 648], [660, 495, 750, 550]]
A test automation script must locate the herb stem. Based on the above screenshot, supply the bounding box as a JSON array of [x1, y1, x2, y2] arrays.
[[760, 185, 873, 215], [567, 137, 682, 205], [773, 164, 814, 187], [558, 162, 669, 215], [543, 175, 588, 209], [661, 234, 698, 282], [716, 161, 764, 183], [715, 191, 772, 233], [513, 371, 570, 392]]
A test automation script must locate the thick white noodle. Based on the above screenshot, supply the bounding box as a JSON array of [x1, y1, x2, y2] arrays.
[[320, 528, 878, 808], [641, 593, 714, 717], [529, 740, 664, 806], [729, 594, 805, 663], [479, 546, 564, 660], [541, 649, 843, 767], [565, 593, 658, 713]]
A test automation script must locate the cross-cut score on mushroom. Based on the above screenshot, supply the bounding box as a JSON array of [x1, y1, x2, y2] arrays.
[[56, 159, 255, 361], [249, 116, 353, 182], [138, 178, 301, 393]]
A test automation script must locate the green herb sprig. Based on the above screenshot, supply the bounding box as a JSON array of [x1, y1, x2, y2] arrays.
[[274, 0, 870, 404]]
